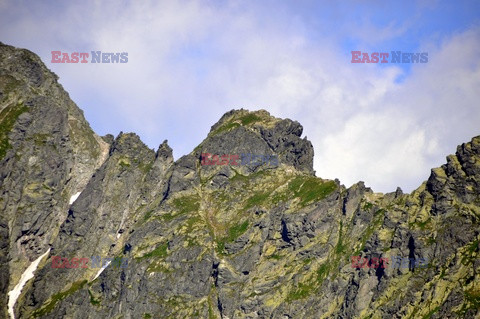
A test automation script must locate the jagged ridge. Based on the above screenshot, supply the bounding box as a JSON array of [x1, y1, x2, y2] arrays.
[[0, 43, 479, 319]]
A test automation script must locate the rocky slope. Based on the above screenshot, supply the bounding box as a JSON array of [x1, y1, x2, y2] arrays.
[[0, 42, 479, 319]]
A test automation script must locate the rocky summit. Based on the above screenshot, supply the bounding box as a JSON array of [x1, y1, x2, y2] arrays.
[[0, 42, 479, 319]]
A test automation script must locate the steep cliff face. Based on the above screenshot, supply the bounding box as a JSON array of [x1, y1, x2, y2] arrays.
[[0, 42, 109, 318], [1, 43, 479, 319]]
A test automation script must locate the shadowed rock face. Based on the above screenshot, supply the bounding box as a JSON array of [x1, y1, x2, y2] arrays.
[[1, 42, 479, 319], [0, 42, 110, 319]]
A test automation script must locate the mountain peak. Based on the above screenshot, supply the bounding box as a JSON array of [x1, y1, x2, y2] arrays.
[[197, 108, 314, 174]]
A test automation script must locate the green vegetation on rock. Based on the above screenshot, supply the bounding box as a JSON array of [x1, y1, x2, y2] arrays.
[[287, 282, 315, 301], [32, 280, 88, 317], [207, 110, 270, 138], [287, 176, 337, 207], [209, 122, 241, 137], [0, 102, 28, 159], [335, 221, 346, 254], [137, 242, 169, 260], [171, 194, 200, 215], [88, 289, 101, 306], [216, 220, 249, 254], [239, 113, 261, 126]]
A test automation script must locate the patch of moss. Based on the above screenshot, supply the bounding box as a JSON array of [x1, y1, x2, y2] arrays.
[[302, 258, 313, 265], [139, 161, 154, 174], [185, 237, 199, 247], [209, 122, 241, 137], [426, 236, 436, 245], [118, 158, 131, 168], [288, 176, 337, 207], [207, 113, 263, 138], [143, 210, 153, 222], [335, 221, 346, 254], [422, 306, 440, 319], [317, 263, 330, 283], [160, 212, 176, 222], [171, 194, 200, 215], [466, 238, 479, 255], [0, 102, 28, 159], [232, 174, 337, 211], [287, 282, 315, 301], [88, 289, 101, 306], [208, 288, 216, 319], [245, 191, 270, 208], [147, 262, 172, 273], [216, 220, 249, 254], [416, 218, 431, 230], [228, 220, 249, 241], [143, 314, 152, 319], [268, 254, 282, 260], [271, 189, 289, 204], [229, 167, 269, 184], [185, 215, 202, 231], [363, 202, 373, 210], [42, 183, 54, 191], [136, 242, 168, 260], [316, 263, 330, 284], [458, 288, 480, 315], [461, 238, 479, 265], [239, 113, 261, 126], [438, 267, 447, 279], [32, 280, 88, 317], [229, 171, 250, 184], [159, 194, 200, 222], [181, 216, 204, 247], [216, 240, 226, 254]]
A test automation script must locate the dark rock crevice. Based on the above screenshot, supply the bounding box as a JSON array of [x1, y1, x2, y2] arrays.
[[408, 236, 416, 272], [280, 219, 292, 244]]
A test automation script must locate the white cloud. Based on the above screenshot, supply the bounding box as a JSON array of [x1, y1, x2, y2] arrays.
[[317, 112, 436, 191], [313, 27, 480, 191]]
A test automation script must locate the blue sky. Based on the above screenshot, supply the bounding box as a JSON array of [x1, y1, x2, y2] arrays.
[[1, 0, 479, 192]]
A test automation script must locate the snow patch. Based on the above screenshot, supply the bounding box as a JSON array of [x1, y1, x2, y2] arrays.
[[92, 261, 111, 281], [69, 192, 81, 205], [8, 248, 51, 319]]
